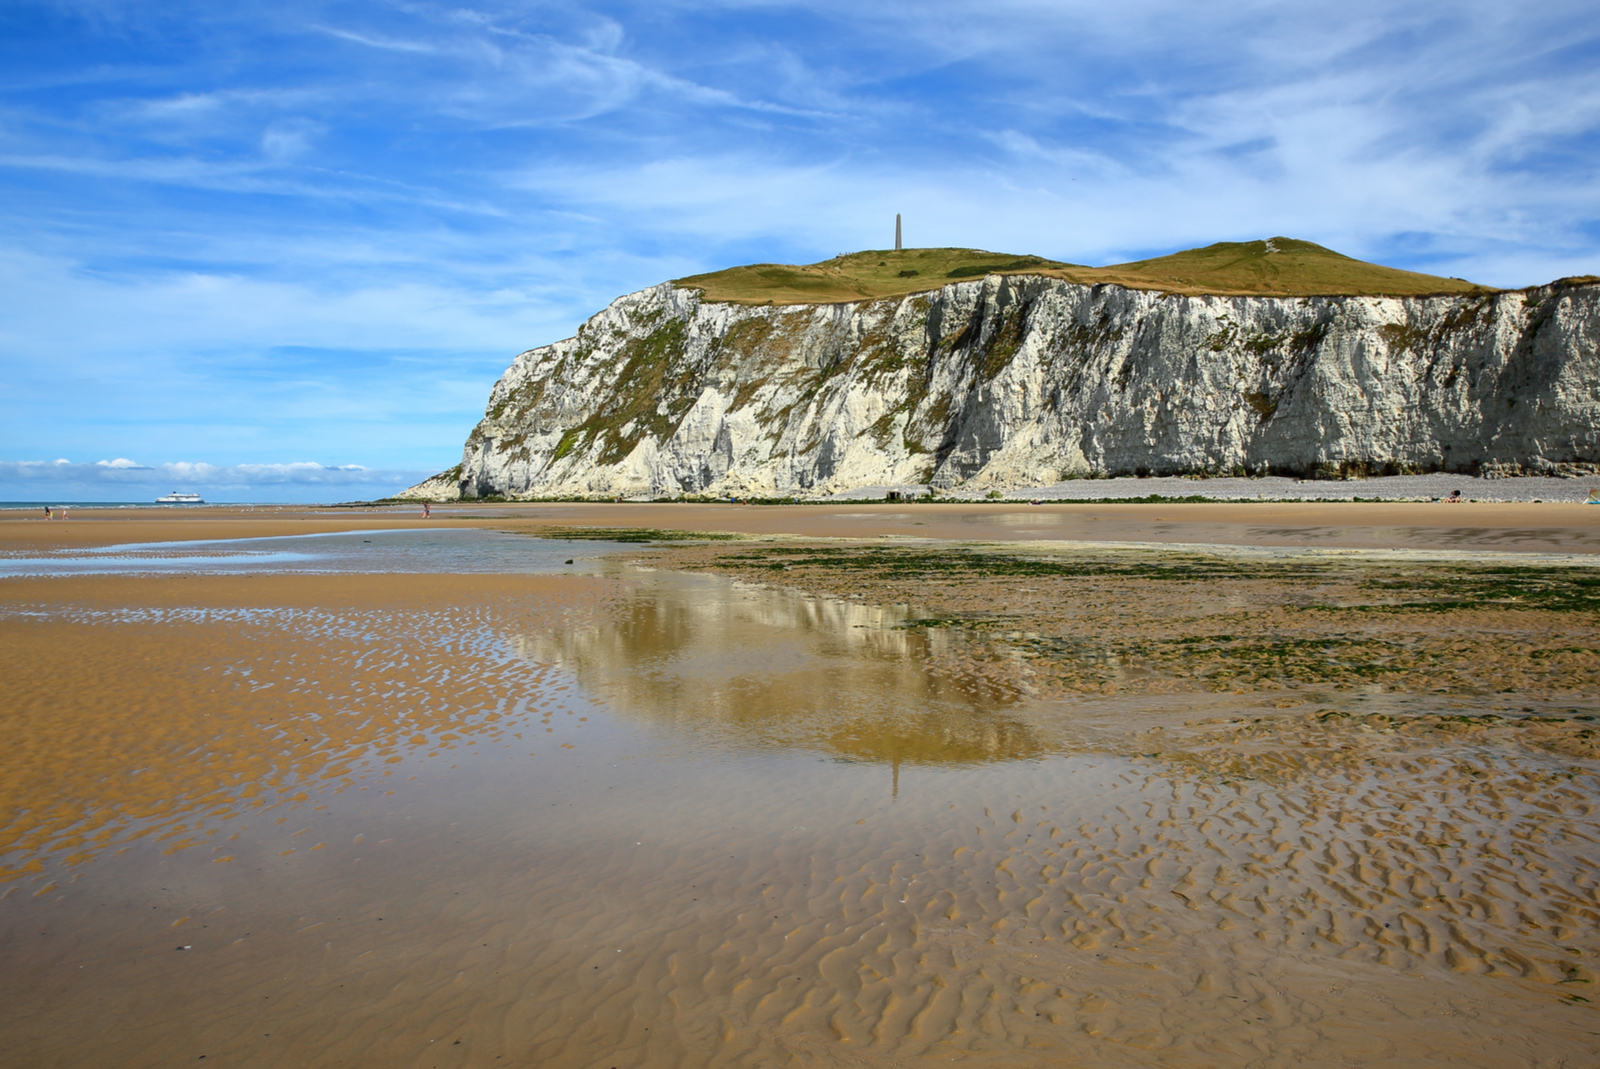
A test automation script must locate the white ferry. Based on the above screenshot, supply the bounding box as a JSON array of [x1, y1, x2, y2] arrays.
[[155, 491, 205, 504]]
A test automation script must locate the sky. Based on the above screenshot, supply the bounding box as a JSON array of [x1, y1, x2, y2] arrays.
[[2, 1, 1597, 502]]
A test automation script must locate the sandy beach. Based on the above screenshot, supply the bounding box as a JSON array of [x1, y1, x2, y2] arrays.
[[0, 505, 454, 552], [478, 498, 1600, 555], [7, 497, 1598, 554], [2, 504, 1598, 1066]]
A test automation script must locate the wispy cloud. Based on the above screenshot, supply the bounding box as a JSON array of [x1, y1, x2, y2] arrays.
[[0, 458, 433, 502], [313, 26, 438, 55], [3, 459, 386, 483]]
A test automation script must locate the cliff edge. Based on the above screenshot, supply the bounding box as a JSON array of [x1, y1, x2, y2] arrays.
[[401, 241, 1600, 500]]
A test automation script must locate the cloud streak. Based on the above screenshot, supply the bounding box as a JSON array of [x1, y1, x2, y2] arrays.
[[0, 458, 433, 502]]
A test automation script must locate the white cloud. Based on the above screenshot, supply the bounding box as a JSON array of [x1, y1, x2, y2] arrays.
[[0, 459, 436, 503], [260, 118, 324, 162], [314, 26, 438, 54], [0, 241, 660, 360]]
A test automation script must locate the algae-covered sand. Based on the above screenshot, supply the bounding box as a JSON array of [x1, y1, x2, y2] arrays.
[[676, 237, 1492, 304]]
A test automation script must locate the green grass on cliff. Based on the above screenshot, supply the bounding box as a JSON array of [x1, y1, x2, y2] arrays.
[[675, 249, 1080, 304], [675, 238, 1492, 305]]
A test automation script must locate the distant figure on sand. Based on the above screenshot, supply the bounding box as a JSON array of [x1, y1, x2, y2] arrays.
[[422, 502, 431, 518], [1447, 489, 1463, 503], [43, 506, 50, 519]]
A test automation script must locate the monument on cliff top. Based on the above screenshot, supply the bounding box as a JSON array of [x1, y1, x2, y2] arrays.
[[895, 213, 902, 251]]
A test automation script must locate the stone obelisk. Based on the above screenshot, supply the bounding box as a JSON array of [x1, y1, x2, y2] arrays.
[[895, 213, 902, 251]]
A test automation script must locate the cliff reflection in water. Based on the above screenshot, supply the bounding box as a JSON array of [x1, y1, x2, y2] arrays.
[[509, 567, 1054, 765]]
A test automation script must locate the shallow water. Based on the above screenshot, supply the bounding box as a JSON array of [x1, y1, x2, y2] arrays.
[[0, 527, 623, 577], [2, 535, 1598, 1067]]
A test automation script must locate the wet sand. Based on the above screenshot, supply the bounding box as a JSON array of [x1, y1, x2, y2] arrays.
[[484, 499, 1600, 555], [3, 510, 1599, 1066], [0, 505, 454, 553], [0, 573, 618, 879], [651, 540, 1600, 710], [6, 497, 1600, 554]]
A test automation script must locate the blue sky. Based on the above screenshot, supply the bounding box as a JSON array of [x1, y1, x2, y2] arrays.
[[2, 0, 1597, 501]]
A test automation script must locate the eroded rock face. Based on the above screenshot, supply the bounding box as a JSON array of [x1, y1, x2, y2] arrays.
[[405, 275, 1600, 500]]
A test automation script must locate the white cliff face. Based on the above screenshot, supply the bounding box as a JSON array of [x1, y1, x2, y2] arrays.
[[408, 275, 1600, 500]]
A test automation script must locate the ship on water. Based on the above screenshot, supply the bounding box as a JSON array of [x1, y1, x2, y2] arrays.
[[155, 491, 205, 504]]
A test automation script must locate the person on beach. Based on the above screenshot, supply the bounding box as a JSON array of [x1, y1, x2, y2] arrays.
[[43, 506, 50, 519], [1448, 489, 1463, 503], [422, 502, 431, 518]]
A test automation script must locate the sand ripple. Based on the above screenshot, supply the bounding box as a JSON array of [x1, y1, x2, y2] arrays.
[[2, 563, 1597, 1067]]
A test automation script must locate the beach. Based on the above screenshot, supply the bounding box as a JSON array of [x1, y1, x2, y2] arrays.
[[2, 503, 1598, 1066], [9, 498, 1600, 554]]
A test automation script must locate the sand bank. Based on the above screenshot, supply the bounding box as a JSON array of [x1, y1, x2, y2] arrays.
[[0, 504, 454, 553], [489, 499, 1600, 555], [5, 498, 1599, 556]]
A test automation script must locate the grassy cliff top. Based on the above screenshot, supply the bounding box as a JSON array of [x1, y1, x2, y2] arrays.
[[674, 238, 1493, 304]]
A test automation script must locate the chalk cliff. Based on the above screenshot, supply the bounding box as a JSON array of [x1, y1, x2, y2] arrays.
[[404, 272, 1600, 500]]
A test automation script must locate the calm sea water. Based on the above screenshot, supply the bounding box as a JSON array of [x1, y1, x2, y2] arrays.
[[2, 500, 161, 509]]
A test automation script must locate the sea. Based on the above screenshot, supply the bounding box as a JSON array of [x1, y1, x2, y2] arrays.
[[0, 500, 283, 510]]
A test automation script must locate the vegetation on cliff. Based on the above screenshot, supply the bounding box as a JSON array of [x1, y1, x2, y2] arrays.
[[676, 238, 1490, 305]]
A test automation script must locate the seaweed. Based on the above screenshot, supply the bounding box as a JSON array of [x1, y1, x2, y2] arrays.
[[531, 526, 741, 543], [1361, 567, 1600, 614], [707, 546, 1276, 582]]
